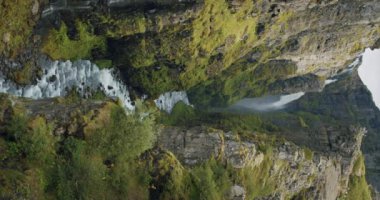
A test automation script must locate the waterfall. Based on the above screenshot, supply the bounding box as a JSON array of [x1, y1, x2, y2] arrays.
[[225, 92, 305, 113], [154, 91, 192, 113], [0, 60, 135, 110], [0, 59, 193, 113]]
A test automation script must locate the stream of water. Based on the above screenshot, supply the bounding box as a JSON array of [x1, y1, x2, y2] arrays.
[[0, 48, 377, 114], [0, 59, 190, 112]]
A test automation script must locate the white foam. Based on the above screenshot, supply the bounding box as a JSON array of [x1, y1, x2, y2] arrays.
[[324, 79, 338, 86], [0, 60, 134, 110], [154, 91, 191, 113], [228, 92, 305, 112]]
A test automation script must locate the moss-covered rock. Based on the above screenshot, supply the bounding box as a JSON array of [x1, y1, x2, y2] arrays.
[[0, 0, 39, 57], [41, 21, 106, 60]]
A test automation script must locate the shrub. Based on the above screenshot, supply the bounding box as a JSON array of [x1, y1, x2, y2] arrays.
[[160, 101, 197, 125], [51, 137, 108, 200], [94, 59, 113, 69], [41, 21, 106, 60], [85, 101, 156, 161], [127, 65, 179, 97], [190, 158, 232, 200], [25, 117, 55, 165]]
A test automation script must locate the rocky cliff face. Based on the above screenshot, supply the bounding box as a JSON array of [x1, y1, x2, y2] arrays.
[[158, 126, 366, 200], [285, 69, 380, 192], [0, 89, 371, 199], [16, 0, 376, 103]]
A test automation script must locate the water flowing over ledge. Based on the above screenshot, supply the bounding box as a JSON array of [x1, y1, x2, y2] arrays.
[[225, 92, 305, 113], [0, 59, 192, 113], [0, 60, 135, 110], [218, 57, 365, 114], [154, 91, 192, 113], [324, 79, 338, 86]]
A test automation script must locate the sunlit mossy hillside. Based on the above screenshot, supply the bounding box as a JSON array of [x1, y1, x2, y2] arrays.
[[40, 0, 295, 100]]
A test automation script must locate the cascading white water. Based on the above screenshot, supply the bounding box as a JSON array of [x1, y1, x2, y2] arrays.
[[154, 91, 192, 113], [324, 79, 338, 86], [0, 60, 135, 110], [0, 59, 193, 113], [226, 92, 305, 113]]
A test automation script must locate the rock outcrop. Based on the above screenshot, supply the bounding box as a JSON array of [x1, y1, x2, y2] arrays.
[[158, 126, 366, 199], [283, 69, 380, 191]]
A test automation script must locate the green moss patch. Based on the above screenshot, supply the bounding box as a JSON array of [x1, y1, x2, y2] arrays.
[[345, 154, 372, 200], [41, 21, 106, 60], [0, 0, 37, 57]]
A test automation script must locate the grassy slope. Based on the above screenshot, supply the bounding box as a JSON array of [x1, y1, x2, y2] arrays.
[[345, 154, 372, 200]]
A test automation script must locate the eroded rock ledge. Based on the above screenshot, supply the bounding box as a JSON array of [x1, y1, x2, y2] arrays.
[[158, 126, 366, 200]]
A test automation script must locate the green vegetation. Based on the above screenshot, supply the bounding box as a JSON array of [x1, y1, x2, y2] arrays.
[[180, 0, 259, 85], [0, 95, 306, 200], [161, 101, 197, 125], [95, 12, 151, 38], [0, 0, 37, 57], [148, 149, 280, 200], [1, 0, 374, 199], [93, 0, 270, 97], [11, 61, 34, 85], [107, 0, 297, 100], [188, 59, 297, 107], [0, 108, 55, 199], [33, 0, 298, 105], [41, 21, 106, 60], [304, 148, 313, 161], [190, 158, 233, 199], [345, 154, 372, 200], [0, 95, 279, 199], [0, 98, 156, 199], [94, 59, 113, 69], [299, 116, 309, 128], [160, 101, 279, 134], [127, 65, 180, 97], [84, 101, 156, 161], [239, 155, 277, 198]]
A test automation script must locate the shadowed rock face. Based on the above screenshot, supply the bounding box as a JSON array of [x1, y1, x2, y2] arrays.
[[280, 69, 380, 190]]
